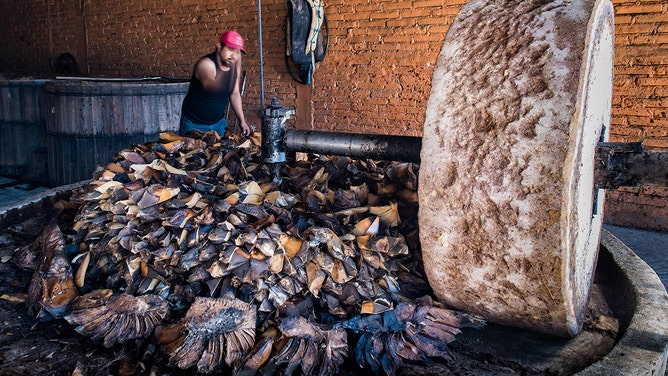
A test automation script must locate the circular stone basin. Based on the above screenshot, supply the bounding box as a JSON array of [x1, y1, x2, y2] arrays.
[[0, 185, 666, 375]]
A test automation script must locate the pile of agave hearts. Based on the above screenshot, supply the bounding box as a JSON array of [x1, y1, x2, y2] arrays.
[[18, 131, 483, 376]]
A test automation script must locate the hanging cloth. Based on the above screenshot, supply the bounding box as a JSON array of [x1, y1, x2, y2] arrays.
[[304, 0, 323, 56]]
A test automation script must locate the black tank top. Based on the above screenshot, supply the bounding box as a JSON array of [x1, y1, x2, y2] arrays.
[[180, 53, 237, 125]]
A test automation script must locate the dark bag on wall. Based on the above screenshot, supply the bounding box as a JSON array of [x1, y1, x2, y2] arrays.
[[287, 0, 326, 84]]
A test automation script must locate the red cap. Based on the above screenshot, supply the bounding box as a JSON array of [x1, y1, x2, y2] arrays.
[[220, 30, 246, 54]]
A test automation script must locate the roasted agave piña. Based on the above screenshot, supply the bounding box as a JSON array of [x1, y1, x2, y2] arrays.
[[240, 302, 347, 376], [340, 296, 485, 375], [156, 296, 256, 373], [65, 289, 169, 347], [25, 219, 78, 320]]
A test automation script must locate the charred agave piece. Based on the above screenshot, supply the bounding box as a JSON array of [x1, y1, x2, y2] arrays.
[[233, 326, 279, 376], [26, 219, 78, 320], [156, 296, 256, 373], [339, 296, 484, 376], [259, 314, 347, 376], [64, 290, 169, 347]]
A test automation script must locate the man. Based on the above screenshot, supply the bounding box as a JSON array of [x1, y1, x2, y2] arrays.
[[179, 30, 251, 137]]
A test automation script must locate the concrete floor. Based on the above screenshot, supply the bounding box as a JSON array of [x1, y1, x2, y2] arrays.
[[1, 176, 666, 288], [0, 176, 50, 207], [0, 176, 49, 208], [604, 224, 668, 289]]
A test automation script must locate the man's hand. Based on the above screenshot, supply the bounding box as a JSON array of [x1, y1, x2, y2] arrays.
[[240, 120, 251, 137]]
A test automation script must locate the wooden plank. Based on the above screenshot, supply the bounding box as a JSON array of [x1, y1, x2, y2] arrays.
[[295, 83, 313, 129]]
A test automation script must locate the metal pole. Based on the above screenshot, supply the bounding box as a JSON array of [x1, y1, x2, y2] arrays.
[[229, 71, 247, 134], [257, 0, 265, 116]]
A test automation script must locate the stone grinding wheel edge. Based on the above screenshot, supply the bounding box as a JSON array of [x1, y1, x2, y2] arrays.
[[417, 0, 614, 336]]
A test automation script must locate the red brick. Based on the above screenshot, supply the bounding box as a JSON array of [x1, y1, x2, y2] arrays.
[[635, 13, 668, 24], [624, 97, 668, 108], [612, 13, 634, 25], [614, 65, 658, 75], [615, 4, 664, 14], [413, 0, 447, 8], [638, 77, 668, 87], [383, 3, 413, 11], [416, 17, 453, 26], [354, 4, 382, 12], [641, 138, 668, 150], [613, 106, 653, 117], [403, 8, 434, 18], [645, 127, 668, 137], [610, 126, 644, 137], [641, 185, 668, 197], [368, 10, 400, 20], [386, 18, 417, 27], [615, 23, 657, 35]]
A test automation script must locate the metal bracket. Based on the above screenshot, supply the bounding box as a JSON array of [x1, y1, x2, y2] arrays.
[[594, 142, 668, 189]]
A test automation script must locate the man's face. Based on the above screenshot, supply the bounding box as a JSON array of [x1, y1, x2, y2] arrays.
[[218, 44, 241, 67]]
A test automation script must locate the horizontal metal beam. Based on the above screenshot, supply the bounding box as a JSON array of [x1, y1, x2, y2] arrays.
[[284, 130, 422, 163], [281, 131, 667, 189]]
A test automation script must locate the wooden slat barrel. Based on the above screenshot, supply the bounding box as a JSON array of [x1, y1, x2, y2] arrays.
[[0, 79, 50, 184], [44, 78, 189, 186]]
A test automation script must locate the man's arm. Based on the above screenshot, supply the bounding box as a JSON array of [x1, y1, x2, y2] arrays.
[[193, 58, 219, 91], [230, 60, 251, 136]]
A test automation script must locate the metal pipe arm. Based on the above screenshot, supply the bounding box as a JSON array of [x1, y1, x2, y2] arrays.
[[284, 130, 422, 163], [281, 131, 667, 189]]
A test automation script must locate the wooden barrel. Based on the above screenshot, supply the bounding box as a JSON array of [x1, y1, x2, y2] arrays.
[[44, 78, 189, 187], [0, 79, 50, 185]]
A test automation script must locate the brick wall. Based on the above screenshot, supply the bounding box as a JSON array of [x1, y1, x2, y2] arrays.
[[1, 0, 86, 75], [1, 0, 666, 231], [1, 0, 51, 74], [607, 1, 668, 232]]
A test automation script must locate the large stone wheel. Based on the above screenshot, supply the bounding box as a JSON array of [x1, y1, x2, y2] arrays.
[[418, 0, 614, 336]]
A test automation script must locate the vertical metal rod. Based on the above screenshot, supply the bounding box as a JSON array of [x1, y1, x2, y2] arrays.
[[229, 71, 247, 135], [257, 0, 265, 116]]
